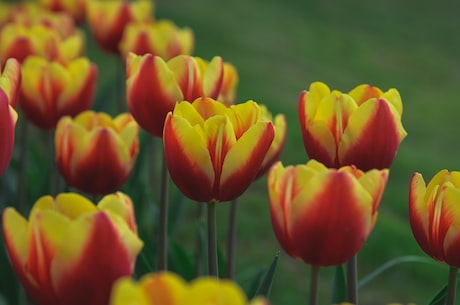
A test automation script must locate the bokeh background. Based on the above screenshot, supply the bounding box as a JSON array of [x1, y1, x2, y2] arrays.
[[1, 0, 460, 304]]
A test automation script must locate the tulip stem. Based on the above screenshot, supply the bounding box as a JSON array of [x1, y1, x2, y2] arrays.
[[446, 266, 458, 305], [207, 201, 218, 277], [309, 265, 320, 305], [226, 198, 238, 279], [157, 152, 169, 271], [116, 56, 126, 114], [346, 255, 358, 305]]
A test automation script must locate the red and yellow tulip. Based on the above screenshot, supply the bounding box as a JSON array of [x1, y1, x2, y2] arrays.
[[87, 0, 153, 54], [218, 62, 239, 106], [55, 111, 139, 195], [0, 58, 20, 176], [298, 82, 407, 171], [163, 97, 275, 203], [2, 192, 143, 305], [20, 56, 97, 129], [38, 0, 88, 23], [409, 170, 460, 267], [110, 272, 269, 305], [126, 53, 225, 137], [268, 159, 388, 266], [119, 19, 194, 60], [256, 105, 286, 179]]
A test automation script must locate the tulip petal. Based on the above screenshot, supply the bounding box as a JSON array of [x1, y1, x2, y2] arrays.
[[140, 272, 187, 305], [219, 121, 274, 201], [127, 53, 183, 136], [110, 277, 150, 305], [440, 186, 460, 266], [0, 90, 16, 175], [339, 98, 407, 170], [348, 84, 383, 105], [186, 278, 246, 305], [168, 55, 202, 101], [201, 56, 224, 99], [409, 173, 432, 257], [163, 113, 214, 202], [289, 170, 373, 266], [51, 212, 143, 305]]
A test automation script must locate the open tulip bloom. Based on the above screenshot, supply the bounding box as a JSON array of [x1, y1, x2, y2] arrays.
[[20, 56, 97, 130], [126, 53, 228, 137], [55, 110, 139, 195], [110, 272, 269, 305], [268, 159, 388, 266], [2, 192, 143, 305], [163, 97, 275, 203], [298, 82, 407, 171]]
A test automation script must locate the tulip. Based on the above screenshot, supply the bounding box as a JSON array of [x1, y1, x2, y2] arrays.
[[0, 58, 20, 176], [0, 23, 84, 65], [126, 53, 225, 137], [110, 272, 270, 305], [298, 81, 407, 171], [87, 0, 153, 54], [119, 19, 194, 60], [218, 62, 239, 106], [409, 170, 460, 267], [2, 192, 143, 305], [256, 105, 287, 178], [55, 110, 139, 195], [20, 56, 97, 129], [268, 159, 388, 266], [163, 97, 274, 203], [38, 0, 88, 23]]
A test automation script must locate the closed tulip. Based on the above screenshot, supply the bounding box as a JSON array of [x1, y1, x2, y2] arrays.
[[55, 110, 139, 195], [298, 82, 407, 171], [0, 58, 20, 176], [126, 53, 225, 137], [268, 159, 388, 266], [163, 97, 274, 203], [119, 19, 194, 60], [87, 0, 152, 54], [20, 56, 97, 129], [110, 272, 269, 305], [409, 170, 460, 267], [2, 192, 143, 305]]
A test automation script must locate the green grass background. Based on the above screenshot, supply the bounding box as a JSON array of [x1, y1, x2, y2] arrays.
[[1, 0, 460, 305]]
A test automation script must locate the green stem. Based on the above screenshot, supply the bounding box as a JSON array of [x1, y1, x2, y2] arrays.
[[194, 204, 205, 276], [157, 151, 169, 270], [226, 198, 238, 279], [47, 130, 59, 195], [446, 266, 458, 305], [207, 202, 218, 277], [346, 255, 358, 305], [309, 265, 320, 305], [116, 55, 126, 114]]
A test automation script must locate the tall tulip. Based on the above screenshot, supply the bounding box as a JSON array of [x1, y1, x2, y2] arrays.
[[0, 58, 20, 176], [55, 110, 139, 195], [409, 170, 460, 267], [298, 82, 407, 171], [119, 19, 194, 60], [409, 169, 460, 305], [20, 56, 97, 129], [2, 192, 143, 305], [126, 53, 225, 137], [86, 0, 153, 54], [110, 272, 270, 305], [163, 97, 275, 203], [268, 159, 388, 266]]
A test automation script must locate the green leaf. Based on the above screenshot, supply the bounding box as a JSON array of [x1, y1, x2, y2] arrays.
[[169, 240, 195, 281], [331, 265, 347, 303], [358, 255, 437, 289], [254, 251, 280, 298], [428, 284, 447, 305]]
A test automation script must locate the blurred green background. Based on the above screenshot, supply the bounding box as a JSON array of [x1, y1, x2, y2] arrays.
[[1, 0, 460, 304]]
